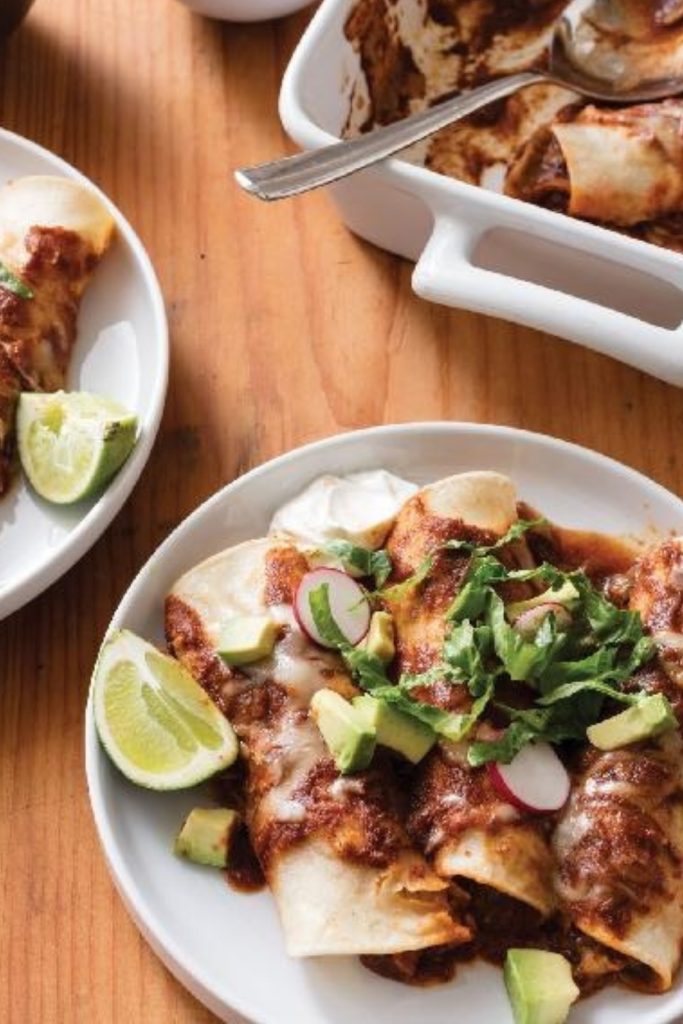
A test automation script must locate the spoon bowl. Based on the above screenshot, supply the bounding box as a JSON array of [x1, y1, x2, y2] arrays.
[[550, 0, 683, 101], [236, 0, 683, 200]]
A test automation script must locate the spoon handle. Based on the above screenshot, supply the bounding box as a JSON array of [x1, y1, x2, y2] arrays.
[[235, 71, 547, 201]]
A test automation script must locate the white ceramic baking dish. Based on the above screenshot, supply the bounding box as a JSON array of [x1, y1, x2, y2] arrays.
[[279, 0, 683, 385]]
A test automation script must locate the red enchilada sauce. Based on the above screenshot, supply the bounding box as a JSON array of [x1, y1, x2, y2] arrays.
[[516, 503, 640, 582], [212, 766, 267, 893], [224, 825, 266, 893], [343, 0, 683, 251]]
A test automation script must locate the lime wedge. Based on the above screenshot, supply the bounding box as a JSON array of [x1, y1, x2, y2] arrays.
[[92, 629, 239, 790], [17, 390, 138, 504]]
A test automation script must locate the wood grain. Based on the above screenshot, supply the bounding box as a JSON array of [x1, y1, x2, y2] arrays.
[[1, 0, 683, 1021]]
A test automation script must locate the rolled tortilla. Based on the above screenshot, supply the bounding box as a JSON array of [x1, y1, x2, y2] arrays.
[[165, 537, 469, 957], [0, 175, 115, 391], [552, 734, 683, 991], [629, 536, 683, 637], [506, 100, 683, 229], [554, 102, 683, 226], [385, 471, 518, 673], [0, 175, 115, 494], [627, 537, 683, 720], [385, 472, 556, 916], [551, 534, 683, 991]]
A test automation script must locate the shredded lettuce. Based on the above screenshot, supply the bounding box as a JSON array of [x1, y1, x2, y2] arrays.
[[486, 590, 566, 682], [0, 261, 33, 300], [448, 553, 656, 764], [443, 518, 547, 556], [307, 583, 351, 648], [380, 554, 434, 602], [308, 583, 466, 740], [323, 540, 393, 589], [307, 517, 661, 768], [537, 679, 639, 707]]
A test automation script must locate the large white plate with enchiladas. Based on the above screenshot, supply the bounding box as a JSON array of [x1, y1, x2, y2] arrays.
[[0, 129, 167, 620], [86, 423, 683, 1024]]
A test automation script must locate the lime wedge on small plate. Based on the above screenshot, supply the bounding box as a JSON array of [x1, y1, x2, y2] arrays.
[[93, 629, 238, 790], [17, 390, 138, 504]]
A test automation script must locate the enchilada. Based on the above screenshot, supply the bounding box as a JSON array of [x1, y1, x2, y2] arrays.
[[383, 473, 557, 917], [165, 537, 468, 958]]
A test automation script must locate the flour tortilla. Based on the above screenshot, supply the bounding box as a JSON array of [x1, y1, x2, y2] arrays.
[[167, 536, 468, 957], [386, 472, 555, 916]]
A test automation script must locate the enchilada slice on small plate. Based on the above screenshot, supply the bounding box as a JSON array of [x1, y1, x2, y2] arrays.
[[0, 130, 167, 620], [86, 422, 683, 1024]]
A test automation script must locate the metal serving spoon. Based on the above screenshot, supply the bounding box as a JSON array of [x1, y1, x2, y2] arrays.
[[235, 0, 683, 201]]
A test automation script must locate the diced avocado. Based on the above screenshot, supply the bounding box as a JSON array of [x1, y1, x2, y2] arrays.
[[353, 693, 435, 764], [174, 807, 240, 868], [361, 611, 396, 663], [310, 688, 376, 775], [217, 615, 279, 665], [504, 949, 579, 1024], [507, 581, 580, 620], [587, 694, 676, 751]]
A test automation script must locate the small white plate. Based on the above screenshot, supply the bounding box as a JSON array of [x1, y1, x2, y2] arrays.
[[86, 423, 683, 1024], [0, 129, 168, 620]]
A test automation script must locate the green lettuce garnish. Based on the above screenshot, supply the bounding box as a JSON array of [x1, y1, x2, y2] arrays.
[[443, 517, 547, 556], [0, 261, 33, 299], [307, 517, 660, 768], [323, 539, 392, 589], [379, 553, 434, 602]]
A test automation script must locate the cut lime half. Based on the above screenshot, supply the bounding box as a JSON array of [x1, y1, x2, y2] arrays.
[[93, 629, 239, 790], [17, 390, 138, 504]]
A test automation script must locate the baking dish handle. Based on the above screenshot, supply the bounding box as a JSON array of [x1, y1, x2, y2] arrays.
[[412, 209, 683, 387]]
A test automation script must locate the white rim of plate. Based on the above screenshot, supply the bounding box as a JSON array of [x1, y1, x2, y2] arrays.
[[85, 421, 683, 1024], [0, 127, 168, 620]]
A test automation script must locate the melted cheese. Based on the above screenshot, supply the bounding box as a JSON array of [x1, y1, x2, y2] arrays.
[[245, 628, 341, 708], [244, 628, 345, 824]]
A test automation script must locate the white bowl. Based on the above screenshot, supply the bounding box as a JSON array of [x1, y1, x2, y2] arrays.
[[174, 0, 313, 22], [86, 422, 683, 1024], [0, 128, 168, 620]]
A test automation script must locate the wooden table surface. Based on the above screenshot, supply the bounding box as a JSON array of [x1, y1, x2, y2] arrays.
[[2, 0, 683, 1021]]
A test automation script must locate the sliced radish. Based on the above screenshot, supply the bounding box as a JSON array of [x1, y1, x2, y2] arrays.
[[512, 602, 572, 640], [294, 568, 370, 648], [488, 742, 570, 814]]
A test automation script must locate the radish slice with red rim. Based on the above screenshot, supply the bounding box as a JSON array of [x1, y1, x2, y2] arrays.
[[488, 742, 570, 814], [294, 568, 370, 648]]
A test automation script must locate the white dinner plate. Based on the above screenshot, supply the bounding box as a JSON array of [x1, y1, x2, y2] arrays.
[[0, 128, 168, 620], [86, 423, 683, 1024]]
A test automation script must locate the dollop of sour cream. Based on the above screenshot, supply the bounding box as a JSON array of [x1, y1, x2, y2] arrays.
[[269, 470, 417, 550]]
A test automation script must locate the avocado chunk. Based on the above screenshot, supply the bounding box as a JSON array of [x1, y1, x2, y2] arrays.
[[587, 694, 676, 751], [361, 611, 396, 663], [506, 581, 579, 620], [504, 949, 579, 1024], [310, 688, 376, 775], [217, 615, 279, 665], [353, 693, 435, 764], [174, 807, 240, 868]]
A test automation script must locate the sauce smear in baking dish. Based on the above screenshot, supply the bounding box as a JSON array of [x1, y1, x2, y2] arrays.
[[343, 0, 683, 252]]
